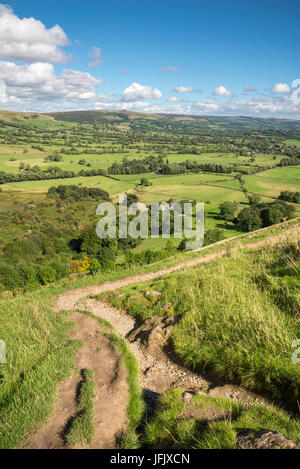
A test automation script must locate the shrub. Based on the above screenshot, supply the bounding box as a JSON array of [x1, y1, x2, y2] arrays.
[[37, 266, 57, 285]]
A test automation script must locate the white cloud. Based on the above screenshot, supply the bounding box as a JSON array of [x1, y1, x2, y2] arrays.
[[88, 60, 103, 68], [0, 4, 70, 63], [213, 85, 234, 98], [168, 96, 182, 102], [272, 83, 292, 94], [0, 60, 102, 104], [88, 46, 103, 68], [160, 66, 181, 72], [174, 86, 193, 93], [122, 82, 163, 101], [0, 78, 6, 103]]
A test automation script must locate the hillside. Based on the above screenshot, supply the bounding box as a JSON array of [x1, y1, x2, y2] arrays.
[[47, 110, 300, 134], [0, 108, 299, 449], [0, 220, 299, 449]]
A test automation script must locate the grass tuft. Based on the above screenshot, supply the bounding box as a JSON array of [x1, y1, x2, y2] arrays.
[[66, 368, 96, 447]]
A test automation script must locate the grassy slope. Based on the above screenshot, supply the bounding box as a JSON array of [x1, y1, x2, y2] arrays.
[[106, 223, 300, 407], [0, 216, 299, 448], [143, 388, 300, 449]]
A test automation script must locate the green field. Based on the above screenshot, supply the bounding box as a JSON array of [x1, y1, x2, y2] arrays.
[[0, 110, 299, 255]]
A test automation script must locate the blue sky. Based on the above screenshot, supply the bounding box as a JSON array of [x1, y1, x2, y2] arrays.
[[0, 0, 300, 117]]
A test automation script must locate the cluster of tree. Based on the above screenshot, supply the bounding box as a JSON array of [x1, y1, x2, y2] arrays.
[[0, 226, 72, 295], [47, 185, 110, 201], [0, 166, 110, 185], [45, 153, 63, 162], [219, 200, 295, 232], [279, 191, 300, 204], [0, 260, 69, 296], [279, 157, 300, 166], [108, 156, 162, 175], [60, 146, 129, 155], [124, 241, 177, 266], [108, 156, 234, 175], [175, 160, 234, 174]]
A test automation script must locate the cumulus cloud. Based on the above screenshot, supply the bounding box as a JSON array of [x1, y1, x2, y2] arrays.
[[272, 83, 292, 94], [174, 86, 193, 93], [122, 82, 163, 101], [160, 66, 181, 72], [0, 4, 70, 63], [244, 86, 257, 93], [213, 85, 234, 98], [0, 78, 6, 103], [0, 60, 102, 104], [88, 46, 103, 67], [168, 96, 182, 102]]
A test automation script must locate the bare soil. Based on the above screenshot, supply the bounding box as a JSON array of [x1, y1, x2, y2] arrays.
[[25, 311, 128, 449]]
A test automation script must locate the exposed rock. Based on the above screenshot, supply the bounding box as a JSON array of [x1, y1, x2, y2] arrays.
[[182, 391, 194, 403], [237, 431, 297, 449], [145, 290, 162, 297], [208, 384, 267, 406]]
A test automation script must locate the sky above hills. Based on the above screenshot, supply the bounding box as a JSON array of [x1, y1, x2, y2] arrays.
[[0, 0, 300, 118]]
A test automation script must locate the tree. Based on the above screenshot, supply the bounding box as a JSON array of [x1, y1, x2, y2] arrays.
[[248, 194, 261, 206], [204, 229, 224, 246], [126, 193, 139, 205], [219, 201, 238, 222], [260, 201, 294, 227], [140, 177, 152, 187], [80, 225, 118, 269], [236, 207, 263, 232]]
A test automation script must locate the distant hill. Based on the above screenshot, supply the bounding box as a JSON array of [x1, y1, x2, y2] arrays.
[[0, 110, 53, 123], [1, 108, 300, 135], [46, 110, 300, 134]]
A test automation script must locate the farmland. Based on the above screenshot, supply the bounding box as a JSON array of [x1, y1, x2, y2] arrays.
[[0, 109, 300, 450], [0, 110, 299, 247]]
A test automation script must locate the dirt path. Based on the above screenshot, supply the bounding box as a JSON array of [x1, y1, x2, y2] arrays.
[[55, 229, 296, 409], [25, 311, 128, 449], [55, 225, 298, 313], [28, 224, 298, 449]]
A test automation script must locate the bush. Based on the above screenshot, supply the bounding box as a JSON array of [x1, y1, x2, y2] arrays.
[[37, 266, 57, 285], [0, 264, 23, 290]]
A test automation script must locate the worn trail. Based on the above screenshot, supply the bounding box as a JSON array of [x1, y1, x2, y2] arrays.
[[27, 226, 298, 448]]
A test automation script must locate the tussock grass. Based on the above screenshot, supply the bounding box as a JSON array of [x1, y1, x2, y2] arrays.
[[105, 332, 145, 449], [66, 368, 96, 447], [143, 388, 300, 449]]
